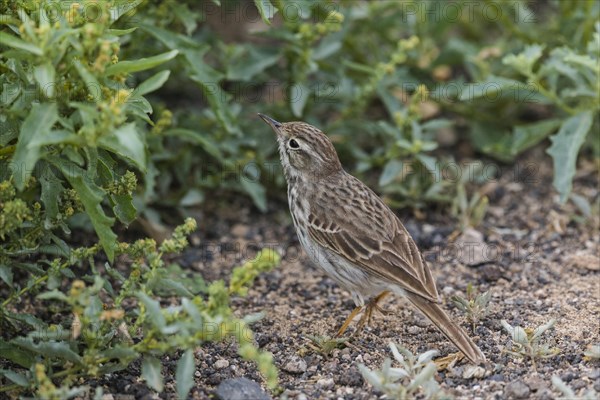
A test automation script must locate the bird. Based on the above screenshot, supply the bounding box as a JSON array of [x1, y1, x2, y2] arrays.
[[258, 113, 486, 364]]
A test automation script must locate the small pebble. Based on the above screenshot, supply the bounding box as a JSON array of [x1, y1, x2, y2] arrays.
[[215, 377, 270, 400], [214, 359, 229, 370], [317, 377, 334, 389], [231, 224, 249, 237], [282, 356, 307, 374], [504, 380, 530, 399]]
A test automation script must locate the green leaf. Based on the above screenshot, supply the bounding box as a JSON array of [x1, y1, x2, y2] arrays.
[[164, 128, 223, 159], [12, 338, 82, 364], [111, 193, 137, 225], [0, 369, 29, 387], [290, 83, 309, 117], [0, 340, 35, 368], [379, 159, 403, 186], [227, 48, 279, 81], [142, 356, 164, 392], [37, 289, 70, 302], [176, 350, 195, 399], [110, 0, 144, 22], [546, 112, 593, 202], [458, 76, 522, 101], [73, 59, 101, 101], [153, 278, 193, 297], [105, 50, 179, 76], [28, 129, 81, 147], [469, 122, 513, 162], [241, 179, 267, 212], [0, 264, 13, 286], [511, 119, 562, 155], [33, 62, 56, 98], [101, 346, 138, 361], [135, 70, 171, 96], [40, 167, 63, 224], [570, 193, 592, 217], [180, 188, 205, 207], [172, 4, 200, 35], [98, 123, 146, 171], [254, 0, 277, 25], [11, 103, 58, 190], [108, 27, 138, 36], [503, 44, 545, 75], [51, 158, 117, 261], [137, 292, 166, 330], [0, 32, 43, 55], [3, 311, 44, 329]]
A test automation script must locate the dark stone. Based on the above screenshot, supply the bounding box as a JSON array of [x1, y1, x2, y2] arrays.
[[208, 373, 223, 385], [505, 380, 530, 399], [215, 377, 271, 400], [256, 334, 271, 348], [481, 264, 503, 282], [488, 374, 504, 382], [335, 366, 364, 387], [560, 371, 576, 382]]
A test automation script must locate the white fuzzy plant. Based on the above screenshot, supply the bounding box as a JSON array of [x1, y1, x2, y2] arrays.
[[501, 319, 560, 370], [358, 343, 450, 400]]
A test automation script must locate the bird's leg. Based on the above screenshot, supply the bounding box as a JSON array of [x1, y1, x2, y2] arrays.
[[335, 305, 363, 337], [354, 291, 392, 335]]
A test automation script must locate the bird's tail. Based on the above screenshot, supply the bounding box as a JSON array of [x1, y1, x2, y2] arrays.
[[407, 294, 486, 364]]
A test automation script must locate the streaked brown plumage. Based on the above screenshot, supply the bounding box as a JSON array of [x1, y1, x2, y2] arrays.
[[259, 114, 486, 364]]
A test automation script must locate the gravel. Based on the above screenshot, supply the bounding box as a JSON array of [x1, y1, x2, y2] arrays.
[[92, 153, 599, 399]]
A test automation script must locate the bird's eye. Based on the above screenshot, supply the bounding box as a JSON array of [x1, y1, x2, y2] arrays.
[[288, 139, 300, 149]]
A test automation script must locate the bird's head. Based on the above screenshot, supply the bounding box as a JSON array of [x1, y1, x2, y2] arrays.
[[258, 114, 342, 180]]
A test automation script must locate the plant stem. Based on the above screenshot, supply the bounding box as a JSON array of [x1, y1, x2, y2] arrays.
[[2, 274, 49, 308]]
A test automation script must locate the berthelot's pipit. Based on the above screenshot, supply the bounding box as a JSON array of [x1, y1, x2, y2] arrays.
[[258, 114, 486, 364]]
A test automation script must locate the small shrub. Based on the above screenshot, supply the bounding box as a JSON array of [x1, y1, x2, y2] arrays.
[[0, 218, 281, 396], [501, 319, 560, 370], [451, 283, 491, 331], [552, 375, 597, 400], [358, 343, 450, 400], [583, 344, 600, 361]]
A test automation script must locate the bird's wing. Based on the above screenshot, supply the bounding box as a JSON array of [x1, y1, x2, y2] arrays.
[[305, 174, 439, 302]]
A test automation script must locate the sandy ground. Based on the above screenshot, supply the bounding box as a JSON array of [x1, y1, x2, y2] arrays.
[[73, 152, 598, 399], [142, 153, 599, 400]]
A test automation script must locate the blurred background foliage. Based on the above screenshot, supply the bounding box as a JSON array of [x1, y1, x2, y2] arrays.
[[2, 0, 598, 256], [0, 0, 598, 396], [125, 0, 599, 216]]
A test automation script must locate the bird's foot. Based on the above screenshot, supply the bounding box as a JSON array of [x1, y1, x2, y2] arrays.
[[434, 352, 463, 371], [335, 305, 363, 338], [335, 291, 393, 337]]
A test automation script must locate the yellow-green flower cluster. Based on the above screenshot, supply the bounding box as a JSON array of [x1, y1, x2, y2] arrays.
[[151, 109, 173, 135], [0, 198, 31, 240], [345, 36, 420, 117], [297, 10, 344, 42], [62, 188, 83, 217], [106, 171, 138, 196], [159, 218, 197, 253]]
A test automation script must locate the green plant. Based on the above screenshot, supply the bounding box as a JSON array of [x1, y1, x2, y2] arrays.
[[0, 218, 280, 396], [552, 375, 597, 400], [450, 166, 489, 231], [358, 343, 451, 400], [305, 334, 348, 356], [459, 14, 599, 203], [501, 319, 560, 370], [451, 284, 491, 330], [0, 0, 177, 261], [583, 344, 600, 360]]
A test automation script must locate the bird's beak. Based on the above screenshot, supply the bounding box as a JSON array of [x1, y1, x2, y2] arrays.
[[258, 113, 283, 135]]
